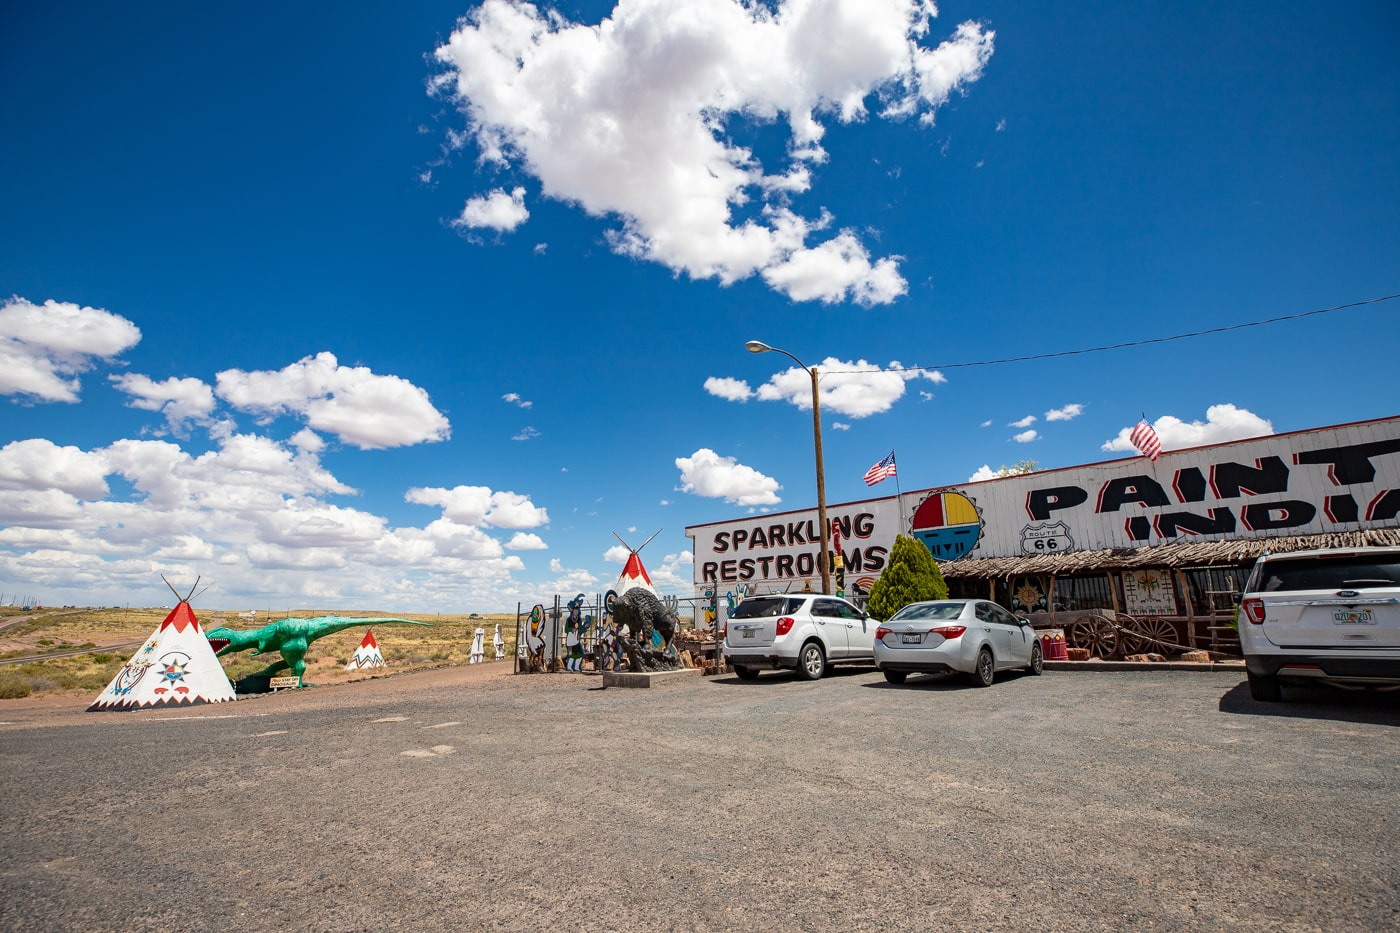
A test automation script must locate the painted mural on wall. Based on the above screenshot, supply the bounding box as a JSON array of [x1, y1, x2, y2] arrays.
[[1121, 569, 1179, 616], [685, 418, 1400, 595], [1009, 576, 1049, 615]]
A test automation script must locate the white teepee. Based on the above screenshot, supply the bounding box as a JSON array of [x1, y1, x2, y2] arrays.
[[613, 529, 660, 596], [88, 596, 235, 712], [345, 630, 386, 670]]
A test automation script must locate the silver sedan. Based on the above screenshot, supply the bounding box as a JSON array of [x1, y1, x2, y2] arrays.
[[873, 599, 1043, 686]]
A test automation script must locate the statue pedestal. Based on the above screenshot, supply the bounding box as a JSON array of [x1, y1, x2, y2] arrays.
[[602, 667, 702, 689]]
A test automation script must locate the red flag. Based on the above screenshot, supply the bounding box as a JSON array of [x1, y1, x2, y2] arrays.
[[1130, 420, 1162, 461], [863, 450, 897, 486]]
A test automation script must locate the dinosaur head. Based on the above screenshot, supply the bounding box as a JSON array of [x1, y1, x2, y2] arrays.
[[205, 627, 234, 655]]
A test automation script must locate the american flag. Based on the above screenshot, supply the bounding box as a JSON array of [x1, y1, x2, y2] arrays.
[[1130, 420, 1162, 461], [863, 450, 897, 486]]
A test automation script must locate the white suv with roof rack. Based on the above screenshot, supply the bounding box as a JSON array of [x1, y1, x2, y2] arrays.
[[1238, 546, 1400, 701], [724, 593, 873, 680]]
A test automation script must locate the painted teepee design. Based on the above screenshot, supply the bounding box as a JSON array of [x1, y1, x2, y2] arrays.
[[345, 630, 386, 670], [88, 579, 235, 712]]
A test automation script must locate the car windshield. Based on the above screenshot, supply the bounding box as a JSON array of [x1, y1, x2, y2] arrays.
[[889, 602, 966, 621], [730, 597, 804, 619], [1249, 554, 1400, 592]]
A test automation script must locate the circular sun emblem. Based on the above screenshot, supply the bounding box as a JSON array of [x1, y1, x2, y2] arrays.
[[157, 651, 193, 686], [911, 490, 983, 561]]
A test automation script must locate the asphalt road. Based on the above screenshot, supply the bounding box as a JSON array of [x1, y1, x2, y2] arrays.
[[1, 665, 1396, 932]]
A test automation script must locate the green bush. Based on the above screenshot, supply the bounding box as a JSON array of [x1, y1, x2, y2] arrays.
[[0, 676, 31, 699], [866, 534, 949, 621]]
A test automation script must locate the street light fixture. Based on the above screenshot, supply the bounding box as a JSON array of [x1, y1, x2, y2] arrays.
[[746, 340, 832, 595]]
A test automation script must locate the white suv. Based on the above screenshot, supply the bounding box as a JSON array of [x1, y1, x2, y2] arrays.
[[1239, 546, 1400, 702], [724, 593, 874, 680]]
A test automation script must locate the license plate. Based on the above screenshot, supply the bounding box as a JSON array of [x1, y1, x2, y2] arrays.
[[1333, 609, 1374, 624], [901, 633, 922, 644], [743, 629, 756, 638]]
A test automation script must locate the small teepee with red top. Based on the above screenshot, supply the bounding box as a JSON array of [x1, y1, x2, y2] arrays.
[[88, 577, 235, 712], [345, 629, 386, 670], [612, 529, 660, 595]]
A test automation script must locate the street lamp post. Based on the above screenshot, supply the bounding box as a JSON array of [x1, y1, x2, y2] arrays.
[[746, 340, 832, 595]]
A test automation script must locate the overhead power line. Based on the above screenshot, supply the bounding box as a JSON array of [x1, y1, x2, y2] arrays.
[[820, 292, 1399, 377]]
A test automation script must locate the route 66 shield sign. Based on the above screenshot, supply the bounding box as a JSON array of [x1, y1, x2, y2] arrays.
[[1020, 521, 1075, 556]]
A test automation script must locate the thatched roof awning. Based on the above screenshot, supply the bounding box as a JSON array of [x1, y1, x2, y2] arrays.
[[938, 528, 1400, 579]]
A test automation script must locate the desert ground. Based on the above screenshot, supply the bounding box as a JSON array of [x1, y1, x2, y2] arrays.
[[0, 604, 521, 701]]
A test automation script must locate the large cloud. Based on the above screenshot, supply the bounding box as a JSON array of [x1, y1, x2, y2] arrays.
[[676, 448, 781, 506], [0, 430, 550, 608], [0, 333, 558, 607], [405, 484, 550, 529], [215, 352, 451, 450], [1102, 404, 1274, 455], [709, 358, 945, 418], [0, 297, 141, 402], [110, 373, 218, 432], [0, 439, 110, 498], [433, 0, 993, 305]]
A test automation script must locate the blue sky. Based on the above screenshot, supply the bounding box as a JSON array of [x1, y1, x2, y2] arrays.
[[1, 0, 1396, 612]]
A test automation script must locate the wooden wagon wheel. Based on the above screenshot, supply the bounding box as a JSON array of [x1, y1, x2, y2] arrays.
[[1067, 616, 1120, 659], [1120, 616, 1179, 654]]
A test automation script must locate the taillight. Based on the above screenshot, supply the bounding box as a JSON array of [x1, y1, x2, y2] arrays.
[[874, 626, 892, 640], [1241, 598, 1266, 625], [776, 617, 795, 636], [930, 625, 966, 639]]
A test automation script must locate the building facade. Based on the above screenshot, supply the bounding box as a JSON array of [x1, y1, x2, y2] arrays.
[[685, 416, 1400, 655]]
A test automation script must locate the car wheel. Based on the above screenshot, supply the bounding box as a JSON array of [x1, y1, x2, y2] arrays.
[[796, 642, 827, 680], [1247, 670, 1282, 702], [733, 665, 759, 681], [883, 670, 908, 685], [1027, 642, 1043, 676], [969, 648, 995, 687]]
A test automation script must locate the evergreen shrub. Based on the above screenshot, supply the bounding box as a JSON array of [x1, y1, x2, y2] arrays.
[[866, 534, 949, 621]]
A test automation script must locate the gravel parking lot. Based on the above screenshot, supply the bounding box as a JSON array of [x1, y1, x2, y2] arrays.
[[1, 664, 1396, 932]]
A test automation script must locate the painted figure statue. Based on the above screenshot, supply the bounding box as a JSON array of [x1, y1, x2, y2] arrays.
[[563, 594, 587, 671]]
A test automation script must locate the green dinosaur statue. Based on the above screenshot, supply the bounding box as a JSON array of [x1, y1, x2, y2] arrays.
[[206, 616, 428, 680]]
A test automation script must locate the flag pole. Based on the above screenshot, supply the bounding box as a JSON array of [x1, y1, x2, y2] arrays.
[[893, 449, 906, 533]]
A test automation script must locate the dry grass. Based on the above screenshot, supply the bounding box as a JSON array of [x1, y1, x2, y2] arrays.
[[0, 607, 519, 699]]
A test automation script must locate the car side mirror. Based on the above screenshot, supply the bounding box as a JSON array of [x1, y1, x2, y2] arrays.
[[1018, 617, 1030, 626]]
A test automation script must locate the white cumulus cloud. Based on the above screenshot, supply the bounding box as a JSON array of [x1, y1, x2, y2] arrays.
[[454, 186, 529, 231], [1014, 430, 1038, 443], [405, 485, 550, 529], [676, 448, 781, 506], [738, 358, 943, 418], [1102, 404, 1274, 455], [432, 0, 993, 305], [0, 297, 141, 402], [1045, 403, 1083, 422], [215, 351, 450, 450], [111, 373, 217, 432], [0, 439, 110, 499], [505, 532, 548, 550], [703, 376, 753, 402]]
